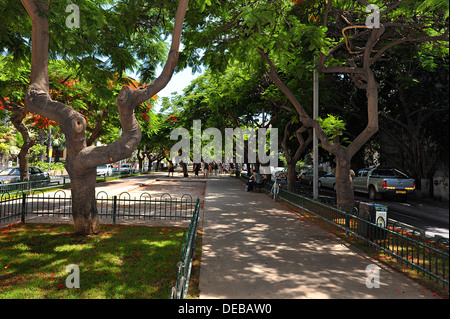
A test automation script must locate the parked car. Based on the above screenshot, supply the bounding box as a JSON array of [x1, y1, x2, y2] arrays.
[[318, 172, 336, 190], [119, 164, 133, 174], [0, 166, 50, 191], [97, 164, 114, 177], [353, 167, 415, 200], [299, 169, 327, 185]]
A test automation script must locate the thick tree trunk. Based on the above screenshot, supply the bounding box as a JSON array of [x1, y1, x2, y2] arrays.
[[334, 157, 354, 212], [286, 162, 297, 191], [260, 48, 378, 210], [70, 169, 99, 235]]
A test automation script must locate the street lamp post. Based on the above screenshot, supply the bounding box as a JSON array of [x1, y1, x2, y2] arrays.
[[48, 128, 52, 171], [313, 67, 319, 200]]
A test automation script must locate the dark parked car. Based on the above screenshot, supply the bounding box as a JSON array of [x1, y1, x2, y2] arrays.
[[299, 169, 327, 185], [0, 166, 50, 191]]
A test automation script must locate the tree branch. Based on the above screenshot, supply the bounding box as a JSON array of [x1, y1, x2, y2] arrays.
[[20, 0, 49, 92], [370, 33, 450, 66], [116, 0, 190, 108], [22, 0, 190, 176], [258, 48, 344, 158], [74, 0, 190, 172]]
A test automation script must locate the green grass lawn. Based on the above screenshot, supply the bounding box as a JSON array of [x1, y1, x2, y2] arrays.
[[0, 223, 188, 299]]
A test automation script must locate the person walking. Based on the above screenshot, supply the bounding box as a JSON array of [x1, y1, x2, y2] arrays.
[[194, 163, 200, 178], [168, 161, 174, 177], [203, 162, 209, 179]]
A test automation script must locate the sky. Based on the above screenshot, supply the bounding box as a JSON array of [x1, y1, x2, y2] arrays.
[[126, 63, 202, 113], [155, 66, 202, 106], [127, 35, 204, 111], [126, 64, 202, 112]]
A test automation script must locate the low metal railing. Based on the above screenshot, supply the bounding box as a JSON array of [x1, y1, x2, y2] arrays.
[[171, 197, 201, 299], [0, 190, 197, 224]]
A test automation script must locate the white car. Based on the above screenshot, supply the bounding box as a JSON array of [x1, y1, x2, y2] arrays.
[[97, 164, 114, 177], [119, 164, 133, 174], [318, 172, 336, 190]]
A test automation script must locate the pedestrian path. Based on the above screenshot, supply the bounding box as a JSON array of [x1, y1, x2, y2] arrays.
[[198, 176, 440, 299], [1, 171, 443, 298]]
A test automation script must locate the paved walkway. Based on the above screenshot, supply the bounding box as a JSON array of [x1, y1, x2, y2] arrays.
[[199, 176, 441, 299], [2, 171, 444, 299]]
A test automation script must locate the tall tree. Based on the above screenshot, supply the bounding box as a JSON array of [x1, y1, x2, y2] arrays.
[[21, 0, 190, 235], [259, 0, 449, 209], [377, 49, 449, 195], [181, 0, 448, 209]]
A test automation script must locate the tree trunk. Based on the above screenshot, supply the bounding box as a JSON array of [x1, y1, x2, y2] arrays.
[[10, 109, 35, 181], [137, 148, 144, 171], [260, 49, 378, 210], [286, 162, 297, 192], [70, 169, 99, 235], [334, 156, 354, 212], [280, 119, 312, 192]]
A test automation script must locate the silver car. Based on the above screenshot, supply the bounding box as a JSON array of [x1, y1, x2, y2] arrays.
[[0, 166, 50, 191], [119, 164, 133, 174], [318, 172, 336, 190]]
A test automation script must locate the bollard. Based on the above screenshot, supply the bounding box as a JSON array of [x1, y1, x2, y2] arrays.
[[21, 193, 27, 223], [113, 196, 117, 225]]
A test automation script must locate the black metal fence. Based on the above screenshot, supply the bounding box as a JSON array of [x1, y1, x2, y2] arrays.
[[263, 180, 449, 287], [1, 190, 197, 225], [171, 197, 201, 299]]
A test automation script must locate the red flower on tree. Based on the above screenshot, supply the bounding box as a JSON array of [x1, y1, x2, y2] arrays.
[[29, 114, 59, 130], [141, 113, 150, 122], [166, 115, 178, 123]]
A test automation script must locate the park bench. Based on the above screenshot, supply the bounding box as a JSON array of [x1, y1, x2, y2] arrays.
[[253, 178, 267, 193]]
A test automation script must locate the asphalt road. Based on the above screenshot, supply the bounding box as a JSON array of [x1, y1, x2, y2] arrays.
[[291, 181, 449, 240]]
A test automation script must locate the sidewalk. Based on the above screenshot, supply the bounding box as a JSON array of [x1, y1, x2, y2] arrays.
[[199, 175, 441, 299]]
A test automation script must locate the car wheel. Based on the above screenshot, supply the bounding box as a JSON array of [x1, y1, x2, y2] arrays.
[[369, 186, 377, 200]]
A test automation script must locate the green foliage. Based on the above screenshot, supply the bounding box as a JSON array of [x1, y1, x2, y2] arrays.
[[28, 144, 47, 164], [34, 161, 66, 172], [318, 115, 349, 146], [418, 0, 449, 19]]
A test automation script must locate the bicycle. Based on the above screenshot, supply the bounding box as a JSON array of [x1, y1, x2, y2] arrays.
[[271, 178, 281, 201]]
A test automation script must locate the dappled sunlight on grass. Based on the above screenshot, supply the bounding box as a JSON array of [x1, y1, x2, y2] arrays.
[[0, 223, 187, 299]]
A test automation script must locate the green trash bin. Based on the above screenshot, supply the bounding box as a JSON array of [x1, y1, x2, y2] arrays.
[[357, 202, 388, 240]]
